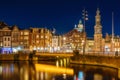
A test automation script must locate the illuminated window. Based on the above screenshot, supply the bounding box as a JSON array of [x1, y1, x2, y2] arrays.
[[115, 43, 117, 46], [45, 36, 47, 38], [24, 36, 28, 40], [36, 35, 39, 38], [21, 32, 23, 35], [63, 37, 66, 40], [24, 32, 29, 35], [41, 36, 43, 38], [115, 48, 117, 51], [37, 41, 39, 43], [41, 29, 43, 33], [118, 48, 120, 51], [21, 42, 23, 44]]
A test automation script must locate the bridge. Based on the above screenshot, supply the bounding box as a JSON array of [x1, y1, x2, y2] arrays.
[[71, 54, 120, 79], [35, 52, 73, 57]]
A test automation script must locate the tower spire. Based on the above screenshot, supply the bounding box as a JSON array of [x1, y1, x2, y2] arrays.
[[79, 19, 82, 24], [97, 8, 100, 15], [95, 8, 101, 26], [94, 8, 103, 52]]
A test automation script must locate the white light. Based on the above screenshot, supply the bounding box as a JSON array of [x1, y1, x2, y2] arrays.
[[34, 47, 36, 50], [63, 37, 66, 40], [41, 47, 43, 50], [17, 46, 21, 50], [63, 74, 67, 79], [38, 47, 40, 50], [58, 47, 60, 50], [13, 48, 17, 52]]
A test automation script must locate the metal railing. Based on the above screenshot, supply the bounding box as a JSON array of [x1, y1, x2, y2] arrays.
[[79, 51, 120, 57]]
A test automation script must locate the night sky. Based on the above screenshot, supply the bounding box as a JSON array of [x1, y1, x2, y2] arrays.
[[0, 0, 120, 37]]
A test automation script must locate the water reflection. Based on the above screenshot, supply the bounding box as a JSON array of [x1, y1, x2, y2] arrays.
[[0, 61, 118, 80], [73, 65, 118, 80]]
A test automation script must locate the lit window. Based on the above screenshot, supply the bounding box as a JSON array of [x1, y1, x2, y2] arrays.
[[24, 36, 28, 40], [115, 48, 117, 51], [45, 36, 47, 38], [0, 43, 2, 46], [21, 42, 23, 44], [63, 37, 66, 40], [37, 41, 39, 43], [41, 29, 43, 33], [36, 35, 39, 38], [118, 48, 120, 52], [24, 32, 29, 35], [21, 32, 23, 35], [41, 36, 43, 38]]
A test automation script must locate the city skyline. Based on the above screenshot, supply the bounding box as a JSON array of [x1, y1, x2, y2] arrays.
[[0, 0, 120, 37]]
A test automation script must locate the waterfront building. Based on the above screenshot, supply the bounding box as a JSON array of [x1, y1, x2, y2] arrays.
[[0, 26, 12, 54], [114, 36, 120, 52], [29, 28, 52, 52], [0, 8, 120, 54], [19, 29, 29, 52], [0, 22, 8, 53], [51, 35, 62, 52], [62, 20, 86, 52], [11, 25, 20, 53], [104, 33, 120, 53], [86, 37, 94, 52]]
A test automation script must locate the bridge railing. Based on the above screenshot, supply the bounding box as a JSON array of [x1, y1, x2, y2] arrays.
[[79, 51, 120, 57]]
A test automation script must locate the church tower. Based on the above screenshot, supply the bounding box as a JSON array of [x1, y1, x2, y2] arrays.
[[94, 8, 103, 52]]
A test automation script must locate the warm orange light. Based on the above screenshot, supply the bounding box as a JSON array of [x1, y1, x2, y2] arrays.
[[35, 64, 74, 75]]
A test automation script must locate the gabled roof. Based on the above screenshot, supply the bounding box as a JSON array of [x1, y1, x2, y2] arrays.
[[11, 25, 19, 31], [2, 26, 11, 30], [64, 29, 84, 37], [0, 21, 8, 29]]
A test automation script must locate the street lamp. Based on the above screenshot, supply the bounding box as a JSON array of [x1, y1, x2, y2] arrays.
[[82, 8, 88, 56]]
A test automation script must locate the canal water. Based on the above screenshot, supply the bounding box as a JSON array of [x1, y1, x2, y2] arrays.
[[0, 60, 118, 80]]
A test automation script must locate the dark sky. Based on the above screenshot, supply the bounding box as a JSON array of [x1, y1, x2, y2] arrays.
[[0, 0, 120, 37]]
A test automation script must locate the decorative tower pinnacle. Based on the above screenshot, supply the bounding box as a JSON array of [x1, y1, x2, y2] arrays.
[[94, 8, 102, 34], [96, 8, 100, 15], [95, 8, 101, 25], [79, 20, 82, 24], [94, 8, 103, 52]]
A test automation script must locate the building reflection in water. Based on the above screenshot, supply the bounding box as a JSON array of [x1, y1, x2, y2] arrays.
[[73, 65, 118, 80], [94, 74, 103, 80], [0, 61, 119, 80]]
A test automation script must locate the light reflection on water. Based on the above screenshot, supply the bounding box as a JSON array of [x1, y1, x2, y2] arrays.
[[0, 60, 118, 80]]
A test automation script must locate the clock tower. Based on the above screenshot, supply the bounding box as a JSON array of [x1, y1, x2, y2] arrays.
[[94, 8, 103, 52]]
